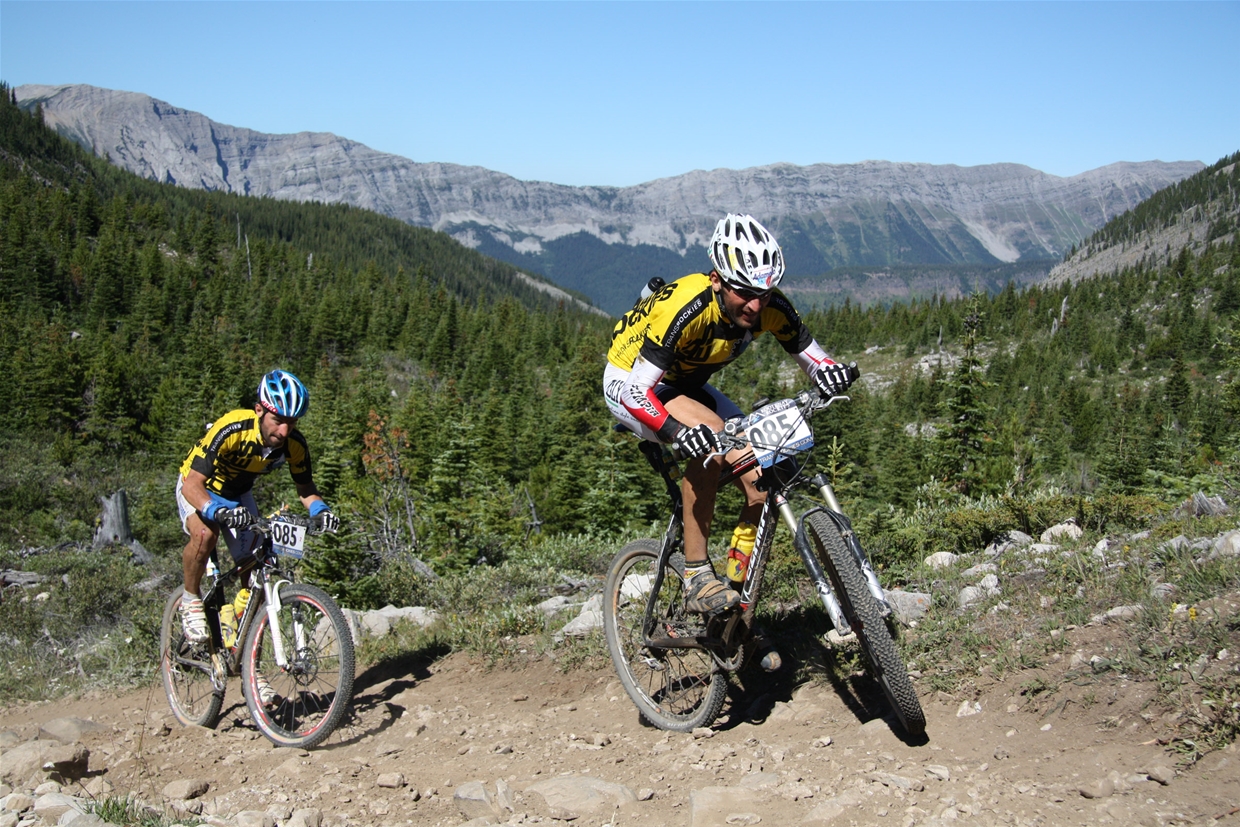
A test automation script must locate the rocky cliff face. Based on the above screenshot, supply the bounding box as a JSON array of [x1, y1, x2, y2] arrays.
[[17, 83, 1203, 312]]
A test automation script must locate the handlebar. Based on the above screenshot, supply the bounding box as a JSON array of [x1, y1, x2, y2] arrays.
[[238, 513, 332, 536], [712, 389, 851, 455]]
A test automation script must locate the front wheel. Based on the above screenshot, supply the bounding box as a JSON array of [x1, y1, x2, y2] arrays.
[[160, 587, 224, 728], [241, 583, 355, 749], [602, 539, 727, 732], [805, 513, 926, 736]]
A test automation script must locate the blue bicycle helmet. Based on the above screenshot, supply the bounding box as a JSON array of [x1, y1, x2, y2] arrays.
[[257, 369, 309, 418]]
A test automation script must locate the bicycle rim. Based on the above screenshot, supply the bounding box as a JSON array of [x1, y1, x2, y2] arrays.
[[805, 513, 926, 736], [159, 587, 224, 728], [242, 584, 355, 749], [603, 539, 727, 732]]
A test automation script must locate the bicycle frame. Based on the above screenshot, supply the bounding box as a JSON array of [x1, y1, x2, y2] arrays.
[[634, 394, 890, 666], [196, 530, 306, 690]]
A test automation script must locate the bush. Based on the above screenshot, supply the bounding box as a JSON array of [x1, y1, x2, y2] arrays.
[[0, 545, 170, 701]]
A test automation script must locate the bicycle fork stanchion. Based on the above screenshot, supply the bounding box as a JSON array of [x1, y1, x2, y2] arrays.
[[263, 578, 293, 669], [779, 497, 852, 636], [809, 474, 891, 614]]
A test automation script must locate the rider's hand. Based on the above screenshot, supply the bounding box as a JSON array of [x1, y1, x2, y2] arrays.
[[200, 495, 238, 525], [672, 424, 719, 459], [216, 506, 252, 529], [811, 361, 857, 399], [309, 500, 339, 533]]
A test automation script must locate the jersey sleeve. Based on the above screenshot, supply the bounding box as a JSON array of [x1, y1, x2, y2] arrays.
[[187, 417, 247, 480], [636, 287, 712, 372], [285, 431, 314, 485], [762, 291, 815, 355], [618, 355, 682, 441]]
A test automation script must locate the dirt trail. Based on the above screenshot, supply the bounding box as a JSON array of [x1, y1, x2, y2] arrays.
[[4, 627, 1240, 827]]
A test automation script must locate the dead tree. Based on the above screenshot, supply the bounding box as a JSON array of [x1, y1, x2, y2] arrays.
[[94, 489, 153, 564]]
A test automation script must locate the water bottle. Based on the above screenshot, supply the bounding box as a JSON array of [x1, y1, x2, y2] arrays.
[[725, 522, 758, 584]]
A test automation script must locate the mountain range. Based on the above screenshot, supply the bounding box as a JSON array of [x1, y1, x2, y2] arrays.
[[16, 83, 1204, 314]]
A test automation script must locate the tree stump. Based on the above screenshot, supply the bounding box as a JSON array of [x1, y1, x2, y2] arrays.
[[94, 489, 154, 564]]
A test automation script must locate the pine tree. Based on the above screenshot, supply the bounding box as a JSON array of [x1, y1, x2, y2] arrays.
[[932, 299, 994, 495]]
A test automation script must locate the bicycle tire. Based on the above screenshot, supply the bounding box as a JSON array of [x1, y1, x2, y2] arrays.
[[602, 538, 727, 732], [159, 587, 224, 729], [241, 583, 355, 749], [805, 513, 926, 736]]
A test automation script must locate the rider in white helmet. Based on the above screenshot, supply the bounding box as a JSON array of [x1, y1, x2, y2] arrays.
[[604, 214, 855, 671]]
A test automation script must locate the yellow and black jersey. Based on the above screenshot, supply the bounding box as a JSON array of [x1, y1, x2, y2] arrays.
[[179, 409, 313, 500], [607, 273, 813, 387]]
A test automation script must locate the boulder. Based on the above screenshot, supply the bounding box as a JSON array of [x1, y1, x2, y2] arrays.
[[884, 590, 931, 624], [1214, 530, 1240, 559], [37, 719, 107, 745], [688, 786, 765, 827], [558, 594, 604, 638], [286, 808, 323, 827], [454, 781, 497, 820], [525, 776, 637, 816], [40, 743, 89, 783], [234, 812, 275, 827], [923, 552, 958, 570], [0, 741, 88, 786], [161, 779, 208, 801], [1041, 520, 1083, 543], [535, 595, 580, 618], [31, 793, 83, 822]]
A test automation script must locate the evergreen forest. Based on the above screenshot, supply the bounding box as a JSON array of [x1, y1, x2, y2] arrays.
[[2, 82, 1239, 614]]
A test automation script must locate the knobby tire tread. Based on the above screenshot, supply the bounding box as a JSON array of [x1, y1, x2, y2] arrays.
[[160, 586, 224, 729], [242, 583, 356, 749], [603, 539, 727, 732], [805, 513, 926, 736]]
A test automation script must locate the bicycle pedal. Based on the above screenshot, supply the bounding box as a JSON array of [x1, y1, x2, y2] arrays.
[[825, 629, 857, 647]]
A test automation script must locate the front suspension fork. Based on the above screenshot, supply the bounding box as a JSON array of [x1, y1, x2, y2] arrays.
[[809, 473, 891, 616], [777, 496, 852, 635], [262, 577, 296, 669]]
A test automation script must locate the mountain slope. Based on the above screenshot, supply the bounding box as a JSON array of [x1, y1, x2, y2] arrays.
[[1047, 150, 1240, 285], [17, 83, 1204, 313]]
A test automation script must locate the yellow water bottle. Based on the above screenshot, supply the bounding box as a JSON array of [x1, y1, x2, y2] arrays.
[[219, 603, 238, 648], [233, 588, 251, 617], [725, 522, 758, 584]]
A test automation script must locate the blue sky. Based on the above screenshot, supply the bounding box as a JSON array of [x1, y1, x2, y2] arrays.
[[1, 1, 1237, 187]]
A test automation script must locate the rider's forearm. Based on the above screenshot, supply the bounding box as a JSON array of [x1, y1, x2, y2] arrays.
[[295, 482, 324, 511], [620, 356, 683, 440], [793, 340, 835, 376], [181, 473, 214, 516]]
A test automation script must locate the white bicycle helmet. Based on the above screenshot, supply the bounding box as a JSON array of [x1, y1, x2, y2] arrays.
[[708, 214, 785, 292]]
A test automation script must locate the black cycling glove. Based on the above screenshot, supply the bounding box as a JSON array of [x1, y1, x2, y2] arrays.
[[811, 362, 858, 399], [672, 424, 719, 459]]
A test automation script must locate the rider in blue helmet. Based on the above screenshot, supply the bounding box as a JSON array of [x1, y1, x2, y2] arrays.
[[174, 369, 338, 647]]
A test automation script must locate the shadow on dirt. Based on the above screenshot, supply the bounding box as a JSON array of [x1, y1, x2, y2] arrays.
[[318, 639, 451, 748]]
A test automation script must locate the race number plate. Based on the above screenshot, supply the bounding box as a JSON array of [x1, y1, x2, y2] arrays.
[[271, 520, 306, 558], [747, 398, 813, 467]]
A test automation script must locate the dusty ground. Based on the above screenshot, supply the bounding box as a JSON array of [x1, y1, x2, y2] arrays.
[[4, 611, 1240, 827]]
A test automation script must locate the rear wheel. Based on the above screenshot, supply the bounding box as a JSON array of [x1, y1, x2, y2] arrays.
[[602, 539, 727, 732], [159, 587, 224, 728], [241, 584, 355, 749], [805, 513, 925, 736]]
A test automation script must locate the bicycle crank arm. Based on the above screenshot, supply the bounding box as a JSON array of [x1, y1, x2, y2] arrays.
[[644, 634, 712, 651]]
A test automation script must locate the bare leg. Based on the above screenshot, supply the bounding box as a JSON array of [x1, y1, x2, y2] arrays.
[[662, 395, 765, 566], [182, 512, 220, 597]]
